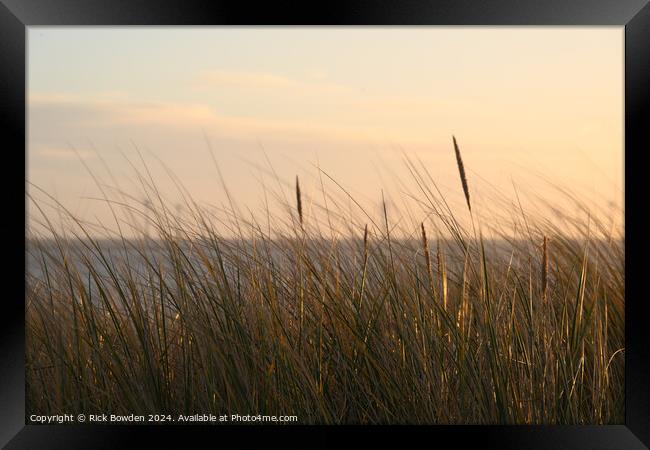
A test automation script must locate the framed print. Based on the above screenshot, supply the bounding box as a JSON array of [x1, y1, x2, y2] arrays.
[[1, 0, 648, 448]]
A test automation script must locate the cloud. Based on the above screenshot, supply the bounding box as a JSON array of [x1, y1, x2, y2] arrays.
[[196, 70, 353, 97], [195, 69, 446, 114], [27, 68, 476, 150], [27, 91, 401, 146]]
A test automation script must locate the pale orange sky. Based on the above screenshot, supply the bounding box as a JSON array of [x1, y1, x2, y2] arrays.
[[27, 27, 623, 238]]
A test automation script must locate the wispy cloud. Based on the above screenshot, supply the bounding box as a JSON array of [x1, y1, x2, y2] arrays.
[[196, 70, 352, 97], [28, 91, 408, 145], [195, 69, 442, 111]]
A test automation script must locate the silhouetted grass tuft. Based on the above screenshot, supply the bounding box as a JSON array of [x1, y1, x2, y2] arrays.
[[26, 138, 624, 424]]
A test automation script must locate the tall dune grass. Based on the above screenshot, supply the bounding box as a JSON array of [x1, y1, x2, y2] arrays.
[[26, 138, 624, 424]]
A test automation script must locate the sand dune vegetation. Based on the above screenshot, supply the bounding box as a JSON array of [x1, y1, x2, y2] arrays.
[[26, 137, 624, 424]]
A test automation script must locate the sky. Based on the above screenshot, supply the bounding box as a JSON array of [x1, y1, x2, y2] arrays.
[[27, 27, 624, 238]]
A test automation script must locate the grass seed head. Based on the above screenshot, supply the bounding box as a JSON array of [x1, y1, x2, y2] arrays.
[[453, 135, 471, 212], [296, 175, 303, 227]]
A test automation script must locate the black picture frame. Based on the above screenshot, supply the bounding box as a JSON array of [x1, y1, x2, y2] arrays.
[[1, 1, 648, 448]]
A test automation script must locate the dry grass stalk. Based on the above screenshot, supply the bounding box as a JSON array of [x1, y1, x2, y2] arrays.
[[421, 223, 435, 298], [541, 236, 549, 301], [363, 223, 369, 259], [437, 239, 448, 312], [359, 224, 369, 311], [452, 135, 471, 212]]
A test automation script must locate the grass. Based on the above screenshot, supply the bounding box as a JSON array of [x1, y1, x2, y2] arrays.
[[26, 137, 624, 424]]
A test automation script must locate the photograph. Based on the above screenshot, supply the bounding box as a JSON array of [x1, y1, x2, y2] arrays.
[[25, 26, 625, 426]]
